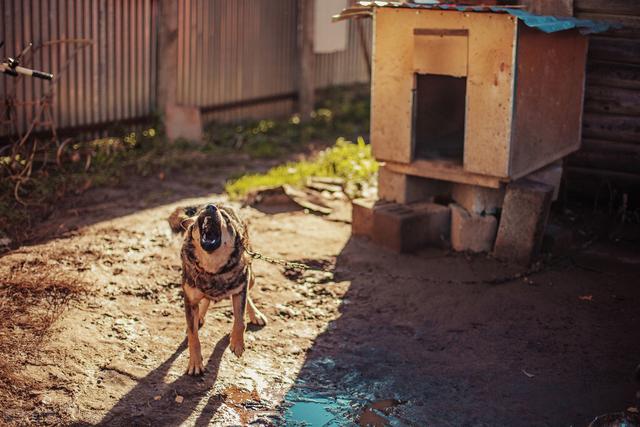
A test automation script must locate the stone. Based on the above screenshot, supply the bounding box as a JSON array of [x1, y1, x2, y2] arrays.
[[527, 161, 563, 201], [372, 202, 451, 253], [378, 166, 451, 204], [164, 104, 203, 142], [450, 203, 498, 253], [494, 179, 554, 265], [351, 198, 390, 237], [451, 183, 504, 215]]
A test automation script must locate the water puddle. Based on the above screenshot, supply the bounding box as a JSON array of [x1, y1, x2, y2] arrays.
[[281, 388, 406, 426]]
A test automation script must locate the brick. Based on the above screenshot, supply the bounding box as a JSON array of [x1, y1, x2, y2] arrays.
[[494, 179, 554, 265], [372, 202, 451, 253], [450, 203, 498, 253], [527, 161, 563, 201], [351, 198, 390, 237], [451, 183, 504, 215], [378, 166, 451, 204]]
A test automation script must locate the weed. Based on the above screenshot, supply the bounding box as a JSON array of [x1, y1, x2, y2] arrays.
[[225, 137, 378, 199]]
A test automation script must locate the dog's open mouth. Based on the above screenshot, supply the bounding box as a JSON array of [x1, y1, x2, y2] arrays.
[[199, 213, 222, 252]]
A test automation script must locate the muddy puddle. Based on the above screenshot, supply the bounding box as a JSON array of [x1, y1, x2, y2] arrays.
[[280, 387, 406, 426]]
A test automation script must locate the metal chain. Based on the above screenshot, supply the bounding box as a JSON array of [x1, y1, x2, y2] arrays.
[[245, 249, 311, 271]]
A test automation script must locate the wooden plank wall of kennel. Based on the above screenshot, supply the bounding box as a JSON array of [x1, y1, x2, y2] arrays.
[[567, 0, 640, 191]]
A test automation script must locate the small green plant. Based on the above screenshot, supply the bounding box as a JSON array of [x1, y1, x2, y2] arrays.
[[225, 137, 378, 199]]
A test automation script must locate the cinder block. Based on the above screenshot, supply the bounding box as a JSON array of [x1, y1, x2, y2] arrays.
[[494, 179, 554, 265], [351, 198, 390, 237], [450, 203, 498, 253], [372, 202, 451, 253], [413, 202, 452, 246], [452, 183, 504, 215], [527, 161, 563, 201], [378, 166, 451, 204]]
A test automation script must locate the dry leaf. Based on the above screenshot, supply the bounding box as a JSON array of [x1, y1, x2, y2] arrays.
[[154, 395, 161, 401], [521, 369, 535, 378], [175, 395, 184, 404], [578, 295, 593, 301]]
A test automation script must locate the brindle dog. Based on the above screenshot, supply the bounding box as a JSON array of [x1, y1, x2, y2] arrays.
[[169, 203, 267, 375]]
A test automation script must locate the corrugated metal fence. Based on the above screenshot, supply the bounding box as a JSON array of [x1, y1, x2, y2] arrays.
[[1, 0, 371, 136], [1, 0, 158, 136]]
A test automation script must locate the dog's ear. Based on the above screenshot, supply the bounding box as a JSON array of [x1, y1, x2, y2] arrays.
[[181, 217, 196, 231]]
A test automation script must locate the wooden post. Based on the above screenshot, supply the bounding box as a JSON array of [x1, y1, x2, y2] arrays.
[[519, 0, 573, 16], [156, 0, 203, 142], [157, 0, 179, 111], [297, 0, 315, 119]]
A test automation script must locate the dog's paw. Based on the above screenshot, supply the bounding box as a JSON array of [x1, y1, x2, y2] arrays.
[[187, 356, 205, 376], [249, 310, 268, 327], [229, 334, 245, 358]]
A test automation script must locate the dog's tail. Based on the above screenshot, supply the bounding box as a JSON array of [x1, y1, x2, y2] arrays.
[[168, 206, 198, 233]]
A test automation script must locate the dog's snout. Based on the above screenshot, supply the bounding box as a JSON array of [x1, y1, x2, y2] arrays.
[[205, 204, 217, 214]]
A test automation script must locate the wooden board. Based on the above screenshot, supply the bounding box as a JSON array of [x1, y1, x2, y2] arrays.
[[509, 24, 588, 180], [582, 113, 640, 143], [588, 36, 640, 65], [584, 85, 640, 115], [384, 159, 505, 189], [575, 0, 640, 16], [413, 30, 468, 77]]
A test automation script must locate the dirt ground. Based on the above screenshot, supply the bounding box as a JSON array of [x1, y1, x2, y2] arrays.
[[1, 165, 639, 426]]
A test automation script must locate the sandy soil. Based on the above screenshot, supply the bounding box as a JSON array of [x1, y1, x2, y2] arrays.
[[1, 168, 639, 426]]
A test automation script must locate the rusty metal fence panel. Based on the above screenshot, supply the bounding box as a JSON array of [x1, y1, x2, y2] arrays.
[[1, 0, 371, 136], [1, 0, 158, 137], [176, 0, 299, 122]]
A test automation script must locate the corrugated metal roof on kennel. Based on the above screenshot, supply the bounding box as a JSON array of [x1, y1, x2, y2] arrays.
[[334, 1, 614, 34]]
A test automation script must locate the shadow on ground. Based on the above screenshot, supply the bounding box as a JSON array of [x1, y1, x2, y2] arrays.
[[90, 336, 229, 427], [280, 236, 640, 426]]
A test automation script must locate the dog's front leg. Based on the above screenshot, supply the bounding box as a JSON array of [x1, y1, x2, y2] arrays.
[[229, 284, 247, 357], [184, 286, 204, 375]]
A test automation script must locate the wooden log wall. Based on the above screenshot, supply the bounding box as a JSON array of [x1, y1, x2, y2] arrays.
[[567, 0, 640, 195]]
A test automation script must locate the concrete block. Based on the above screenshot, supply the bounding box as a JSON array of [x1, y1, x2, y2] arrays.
[[351, 198, 390, 237], [165, 104, 203, 142], [372, 202, 450, 253], [378, 166, 451, 204], [494, 179, 554, 265], [527, 161, 563, 201], [452, 183, 504, 215], [450, 203, 498, 253]]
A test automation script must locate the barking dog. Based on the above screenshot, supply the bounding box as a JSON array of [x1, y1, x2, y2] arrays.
[[169, 203, 267, 375]]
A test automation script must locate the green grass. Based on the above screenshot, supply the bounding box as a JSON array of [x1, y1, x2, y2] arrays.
[[225, 137, 378, 199]]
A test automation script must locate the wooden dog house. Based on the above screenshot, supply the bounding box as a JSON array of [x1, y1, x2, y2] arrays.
[[340, 3, 613, 259], [337, 2, 611, 189]]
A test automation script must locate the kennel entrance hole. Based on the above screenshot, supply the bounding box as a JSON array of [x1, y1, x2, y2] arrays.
[[413, 73, 466, 163]]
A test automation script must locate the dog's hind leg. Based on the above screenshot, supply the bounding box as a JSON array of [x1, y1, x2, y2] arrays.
[[198, 298, 211, 329], [245, 268, 267, 326], [184, 284, 205, 375], [247, 295, 268, 326], [229, 285, 247, 357]]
